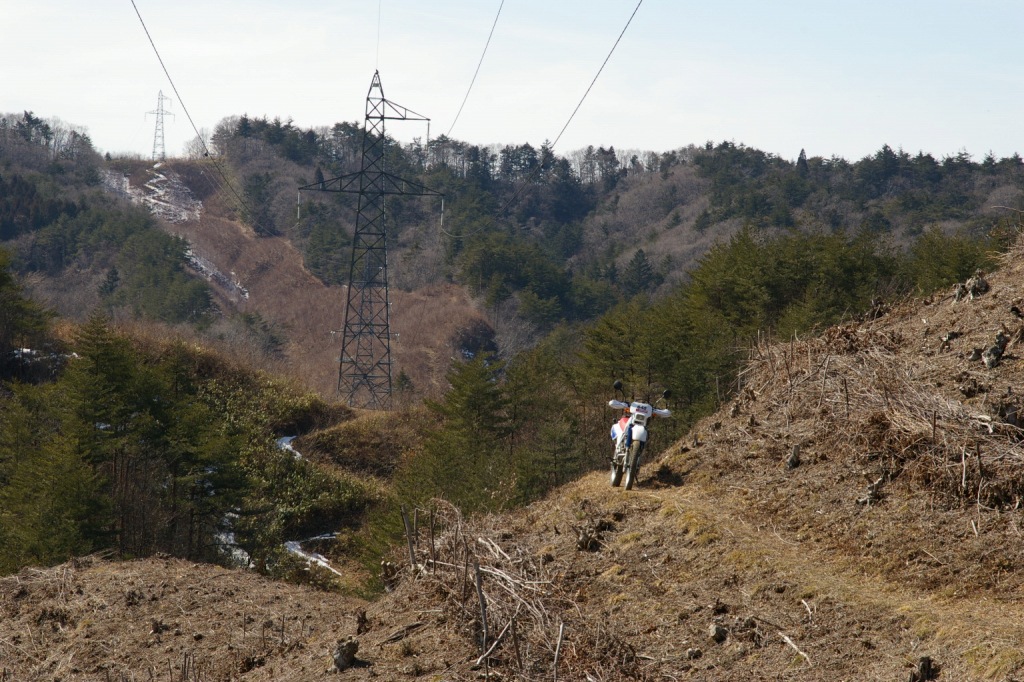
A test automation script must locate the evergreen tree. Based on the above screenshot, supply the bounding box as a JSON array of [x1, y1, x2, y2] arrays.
[[396, 355, 513, 513], [98, 266, 120, 297], [620, 249, 657, 297], [796, 148, 809, 176], [903, 226, 994, 293], [0, 248, 49, 366], [0, 383, 106, 572], [243, 172, 277, 235]]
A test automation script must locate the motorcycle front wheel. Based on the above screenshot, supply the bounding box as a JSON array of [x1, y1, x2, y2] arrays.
[[624, 441, 645, 490], [610, 457, 623, 487]]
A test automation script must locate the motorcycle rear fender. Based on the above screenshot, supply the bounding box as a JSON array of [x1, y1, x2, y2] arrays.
[[631, 424, 648, 442]]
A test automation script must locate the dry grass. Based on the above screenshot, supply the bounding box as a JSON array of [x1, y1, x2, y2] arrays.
[[390, 284, 490, 400], [0, 556, 366, 682], [14, 176, 1024, 679], [375, 500, 660, 681], [295, 407, 432, 479], [163, 193, 485, 399], [742, 324, 1024, 509]]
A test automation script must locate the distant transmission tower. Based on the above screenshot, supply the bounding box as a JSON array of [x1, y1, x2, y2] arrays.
[[146, 90, 174, 161], [299, 71, 441, 409]]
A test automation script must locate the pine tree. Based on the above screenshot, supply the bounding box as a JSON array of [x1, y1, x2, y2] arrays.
[[98, 266, 120, 297], [0, 247, 49, 362], [0, 384, 106, 573], [620, 249, 656, 297], [797, 148, 809, 177], [398, 355, 513, 512]]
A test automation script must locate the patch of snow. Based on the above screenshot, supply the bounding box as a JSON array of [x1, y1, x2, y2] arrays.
[[216, 514, 252, 567], [183, 247, 249, 301], [276, 436, 301, 460], [218, 516, 341, 577], [284, 537, 344, 577], [101, 166, 202, 224], [215, 532, 252, 568]]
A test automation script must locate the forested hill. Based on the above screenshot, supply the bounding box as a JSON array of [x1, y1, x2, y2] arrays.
[[210, 114, 1022, 327], [2, 109, 1020, 423], [3, 108, 1019, 508], [4, 109, 1022, 340], [5, 109, 1024, 678]]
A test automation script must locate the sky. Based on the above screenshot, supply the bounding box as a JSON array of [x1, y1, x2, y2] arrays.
[[2, 1, 1022, 163]]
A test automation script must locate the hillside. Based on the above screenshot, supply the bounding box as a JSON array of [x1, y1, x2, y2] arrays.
[[5, 111, 1022, 404], [154, 160, 489, 398], [5, 110, 1024, 680], [5, 235, 1024, 680], [90, 145, 1022, 401]]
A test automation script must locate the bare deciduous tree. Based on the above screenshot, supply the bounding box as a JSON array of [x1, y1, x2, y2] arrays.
[[183, 127, 212, 159]]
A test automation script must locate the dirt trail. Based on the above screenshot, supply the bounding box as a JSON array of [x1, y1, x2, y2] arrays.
[[598, 472, 1024, 679]]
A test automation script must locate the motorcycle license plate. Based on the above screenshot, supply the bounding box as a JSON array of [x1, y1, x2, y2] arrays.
[[630, 402, 653, 418]]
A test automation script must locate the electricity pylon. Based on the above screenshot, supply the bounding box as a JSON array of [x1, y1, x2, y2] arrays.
[[147, 90, 173, 161], [300, 71, 441, 409]]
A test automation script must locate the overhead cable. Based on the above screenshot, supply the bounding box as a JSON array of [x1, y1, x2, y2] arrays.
[[129, 0, 253, 224], [446, 0, 505, 138], [490, 0, 643, 221], [550, 0, 643, 150], [376, 0, 383, 69]]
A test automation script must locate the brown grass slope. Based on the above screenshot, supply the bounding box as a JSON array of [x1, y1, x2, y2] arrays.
[[0, 556, 367, 681], [161, 160, 488, 399], [334, 237, 1024, 680], [6, 242, 1024, 680]]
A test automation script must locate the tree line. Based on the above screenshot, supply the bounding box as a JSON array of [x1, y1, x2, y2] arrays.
[[211, 115, 1023, 335]]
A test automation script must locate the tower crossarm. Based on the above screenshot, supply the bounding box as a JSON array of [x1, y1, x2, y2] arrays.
[[299, 171, 443, 197], [379, 99, 430, 121]]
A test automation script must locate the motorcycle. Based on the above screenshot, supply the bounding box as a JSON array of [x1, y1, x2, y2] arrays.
[[608, 380, 671, 490]]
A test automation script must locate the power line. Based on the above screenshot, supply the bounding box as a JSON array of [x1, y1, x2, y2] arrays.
[[446, 0, 505, 138], [488, 0, 644, 223], [550, 0, 643, 150], [129, 0, 253, 224]]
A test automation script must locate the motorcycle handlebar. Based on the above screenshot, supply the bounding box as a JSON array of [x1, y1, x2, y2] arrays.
[[607, 400, 672, 418]]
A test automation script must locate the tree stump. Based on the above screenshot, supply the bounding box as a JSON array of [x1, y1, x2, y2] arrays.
[[332, 636, 359, 671], [908, 655, 936, 681]]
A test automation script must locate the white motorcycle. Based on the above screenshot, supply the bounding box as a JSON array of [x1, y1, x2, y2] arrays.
[[608, 381, 671, 490]]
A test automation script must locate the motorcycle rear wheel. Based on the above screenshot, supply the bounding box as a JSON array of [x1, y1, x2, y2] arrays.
[[624, 441, 644, 490]]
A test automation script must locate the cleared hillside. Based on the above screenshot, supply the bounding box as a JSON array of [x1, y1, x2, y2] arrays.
[[6, 235, 1024, 680], [121, 158, 493, 399]]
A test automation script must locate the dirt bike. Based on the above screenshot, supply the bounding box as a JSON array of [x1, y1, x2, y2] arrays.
[[608, 381, 671, 490]]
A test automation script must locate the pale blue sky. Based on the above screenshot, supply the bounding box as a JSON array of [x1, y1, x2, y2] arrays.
[[2, 1, 1021, 162]]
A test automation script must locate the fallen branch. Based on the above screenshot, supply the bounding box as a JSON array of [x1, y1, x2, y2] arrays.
[[780, 632, 811, 666], [378, 622, 424, 646], [475, 619, 513, 666], [553, 622, 566, 681], [477, 537, 513, 563], [475, 560, 488, 653]]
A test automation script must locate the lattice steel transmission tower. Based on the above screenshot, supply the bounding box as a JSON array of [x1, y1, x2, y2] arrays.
[[147, 90, 173, 161], [299, 71, 441, 409]]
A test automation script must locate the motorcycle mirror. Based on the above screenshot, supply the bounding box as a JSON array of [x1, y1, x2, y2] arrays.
[[662, 389, 672, 400], [613, 380, 623, 392]]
